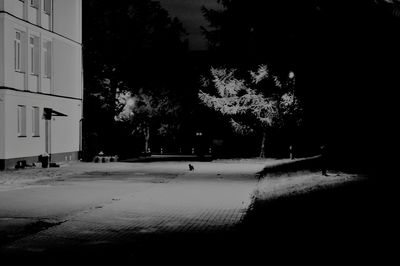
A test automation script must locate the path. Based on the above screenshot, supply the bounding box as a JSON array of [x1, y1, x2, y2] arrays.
[[1, 161, 263, 263]]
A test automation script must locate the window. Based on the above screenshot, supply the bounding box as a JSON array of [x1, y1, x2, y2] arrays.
[[14, 31, 22, 72], [29, 37, 34, 74], [29, 36, 38, 75], [43, 0, 52, 14], [30, 0, 38, 8], [18, 105, 27, 137], [32, 107, 40, 136], [42, 40, 51, 78]]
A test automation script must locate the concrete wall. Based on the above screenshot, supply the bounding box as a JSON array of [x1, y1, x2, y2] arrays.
[[0, 15, 4, 86], [0, 14, 82, 98], [0, 91, 4, 159], [2, 89, 82, 159], [1, 1, 82, 43], [2, 0, 37, 23], [53, 0, 82, 43], [1, 0, 23, 19], [53, 38, 82, 99], [0, 0, 82, 167]]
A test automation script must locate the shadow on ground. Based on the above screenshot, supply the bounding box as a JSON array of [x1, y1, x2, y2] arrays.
[[122, 154, 213, 163], [4, 179, 391, 265], [247, 176, 398, 264], [2, 158, 393, 265]]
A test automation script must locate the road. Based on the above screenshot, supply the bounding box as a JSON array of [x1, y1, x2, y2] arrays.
[[0, 160, 387, 264], [0, 161, 264, 263]]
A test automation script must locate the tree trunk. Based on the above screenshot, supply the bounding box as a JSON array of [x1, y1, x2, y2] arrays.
[[144, 126, 150, 153], [259, 131, 267, 158]]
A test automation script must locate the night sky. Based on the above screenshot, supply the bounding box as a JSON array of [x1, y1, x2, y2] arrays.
[[159, 0, 221, 50]]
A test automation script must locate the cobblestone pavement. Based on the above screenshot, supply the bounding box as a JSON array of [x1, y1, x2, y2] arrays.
[[1, 162, 262, 263], [0, 162, 165, 191], [0, 157, 276, 191]]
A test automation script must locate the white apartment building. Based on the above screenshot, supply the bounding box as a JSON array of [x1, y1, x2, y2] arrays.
[[0, 0, 82, 169]]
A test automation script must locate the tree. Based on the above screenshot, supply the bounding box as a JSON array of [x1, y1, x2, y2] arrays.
[[82, 0, 188, 158], [199, 65, 301, 157], [201, 0, 400, 167], [115, 89, 180, 154], [83, 0, 187, 89]]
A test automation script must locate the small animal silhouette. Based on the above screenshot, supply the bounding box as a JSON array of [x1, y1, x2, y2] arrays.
[[188, 164, 194, 171]]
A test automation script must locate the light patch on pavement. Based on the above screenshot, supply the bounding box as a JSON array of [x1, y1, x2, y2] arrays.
[[0, 161, 266, 253]]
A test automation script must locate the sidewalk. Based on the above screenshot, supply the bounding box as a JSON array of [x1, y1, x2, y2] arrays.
[[0, 157, 368, 263], [0, 162, 139, 191], [0, 160, 261, 263], [0, 156, 285, 191]]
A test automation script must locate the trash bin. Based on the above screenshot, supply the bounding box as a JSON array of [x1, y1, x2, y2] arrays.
[[15, 160, 27, 169], [39, 153, 49, 168]]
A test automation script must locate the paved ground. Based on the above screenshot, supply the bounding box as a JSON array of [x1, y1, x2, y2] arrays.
[[0, 159, 368, 264], [0, 160, 264, 263]]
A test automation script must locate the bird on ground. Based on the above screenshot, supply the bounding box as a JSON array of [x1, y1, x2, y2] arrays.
[[188, 164, 194, 171]]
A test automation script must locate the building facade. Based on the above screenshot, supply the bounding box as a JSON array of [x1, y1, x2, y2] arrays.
[[0, 0, 82, 169]]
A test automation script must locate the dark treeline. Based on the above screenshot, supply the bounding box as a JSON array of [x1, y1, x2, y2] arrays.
[[202, 0, 399, 173], [82, 0, 199, 159], [82, 0, 398, 174]]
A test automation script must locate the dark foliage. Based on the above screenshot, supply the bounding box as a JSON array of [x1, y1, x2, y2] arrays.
[[202, 0, 399, 172], [82, 0, 190, 160]]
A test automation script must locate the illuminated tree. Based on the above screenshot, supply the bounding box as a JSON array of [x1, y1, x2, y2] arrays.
[[115, 89, 180, 154], [199, 65, 301, 157]]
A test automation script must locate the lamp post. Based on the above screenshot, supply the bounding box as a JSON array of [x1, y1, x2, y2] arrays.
[[195, 132, 203, 156]]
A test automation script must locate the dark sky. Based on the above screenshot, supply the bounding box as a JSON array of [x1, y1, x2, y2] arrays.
[[159, 0, 221, 50]]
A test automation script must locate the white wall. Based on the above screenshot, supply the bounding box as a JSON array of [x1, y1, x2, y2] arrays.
[[53, 0, 82, 43], [2, 90, 82, 159], [2, 15, 29, 89], [2, 16, 34, 90], [28, 5, 39, 25], [0, 16, 4, 86], [0, 0, 82, 161], [1, 1, 82, 42], [53, 39, 82, 99], [50, 98, 82, 154], [28, 75, 38, 92], [0, 91, 5, 159], [1, 0, 24, 20], [1, 15, 82, 99], [3, 92, 37, 158]]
